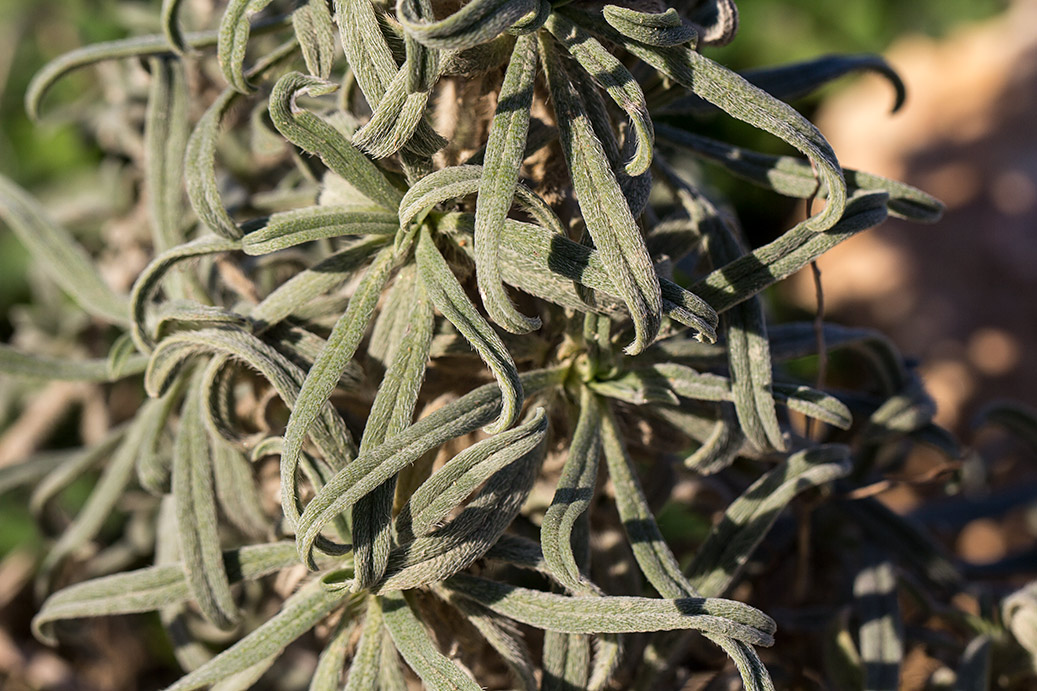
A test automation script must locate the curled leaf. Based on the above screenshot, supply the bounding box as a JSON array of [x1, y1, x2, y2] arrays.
[[397, 0, 537, 51], [602, 6, 696, 47], [416, 224, 522, 433]]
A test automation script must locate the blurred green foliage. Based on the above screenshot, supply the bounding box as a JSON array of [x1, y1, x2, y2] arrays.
[[713, 0, 1008, 69]]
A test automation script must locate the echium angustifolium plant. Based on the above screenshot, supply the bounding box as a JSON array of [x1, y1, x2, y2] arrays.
[[4, 0, 1037, 688]]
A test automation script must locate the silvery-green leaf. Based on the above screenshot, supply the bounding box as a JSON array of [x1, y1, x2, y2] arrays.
[[542, 631, 590, 691], [402, 167, 567, 253], [38, 405, 156, 583], [737, 54, 906, 111], [32, 542, 297, 645], [541, 388, 602, 592], [381, 591, 482, 690], [268, 72, 404, 210], [400, 0, 438, 92], [185, 87, 247, 240], [724, 301, 785, 451], [242, 205, 399, 255], [686, 445, 852, 597], [211, 439, 270, 540], [331, 0, 445, 153], [309, 615, 357, 690], [438, 33, 516, 77], [690, 190, 889, 313], [145, 57, 190, 254], [772, 382, 852, 430], [24, 23, 273, 120], [217, 0, 276, 93], [160, 0, 189, 53], [106, 332, 140, 380], [658, 125, 785, 451], [165, 577, 347, 691], [344, 597, 385, 690], [602, 6, 696, 47], [464, 215, 716, 340], [29, 427, 127, 514], [130, 235, 242, 352], [146, 327, 358, 527], [280, 247, 394, 530], [294, 0, 337, 80], [152, 303, 251, 344], [136, 373, 189, 495], [186, 40, 300, 240], [442, 573, 775, 644], [433, 586, 537, 691], [546, 13, 653, 176], [333, 0, 397, 100], [0, 450, 78, 498], [566, 8, 846, 233], [294, 367, 565, 567], [649, 402, 744, 474], [395, 409, 547, 544], [701, 634, 775, 691], [475, 33, 541, 334], [374, 409, 547, 592], [416, 224, 522, 434], [860, 375, 936, 446], [396, 0, 536, 51], [655, 125, 943, 222], [540, 36, 662, 354], [599, 398, 700, 599], [352, 275, 435, 590], [854, 553, 903, 691], [0, 343, 146, 382], [0, 174, 128, 325], [249, 236, 386, 330], [351, 61, 447, 158], [589, 369, 681, 406], [174, 371, 240, 629]]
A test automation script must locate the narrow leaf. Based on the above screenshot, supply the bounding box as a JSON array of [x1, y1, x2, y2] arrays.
[[539, 36, 662, 354], [686, 445, 852, 597], [854, 553, 903, 691], [474, 33, 541, 334], [217, 0, 276, 93], [33, 542, 297, 645], [0, 174, 128, 324], [546, 13, 654, 175], [174, 372, 240, 629], [268, 72, 405, 210], [602, 6, 696, 47], [242, 205, 399, 255], [416, 224, 522, 433], [443, 573, 775, 643], [0, 343, 146, 382], [541, 388, 603, 591], [396, 0, 536, 51], [382, 591, 482, 690], [352, 274, 435, 590], [294, 0, 337, 80], [166, 578, 346, 691], [295, 368, 565, 567], [280, 247, 394, 528]]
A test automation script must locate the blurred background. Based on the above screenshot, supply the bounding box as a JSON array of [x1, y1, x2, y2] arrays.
[[2, 0, 1034, 688]]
